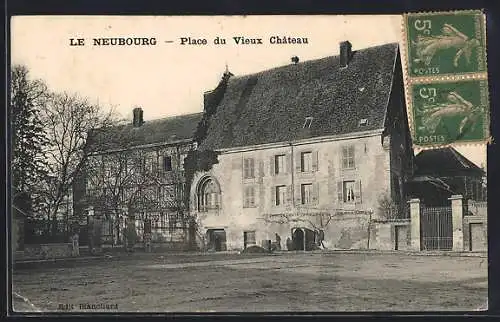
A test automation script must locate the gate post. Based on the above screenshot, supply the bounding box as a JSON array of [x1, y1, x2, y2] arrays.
[[409, 199, 421, 251], [449, 195, 464, 251]]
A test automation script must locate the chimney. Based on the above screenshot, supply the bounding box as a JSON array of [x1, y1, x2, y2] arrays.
[[339, 41, 352, 68], [132, 107, 144, 127]]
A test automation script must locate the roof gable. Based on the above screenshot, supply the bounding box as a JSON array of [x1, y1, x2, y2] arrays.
[[414, 147, 484, 177], [199, 43, 400, 151]]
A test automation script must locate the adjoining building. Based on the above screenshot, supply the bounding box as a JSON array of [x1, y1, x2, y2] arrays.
[[74, 108, 202, 249], [189, 41, 415, 251], [407, 147, 487, 206]]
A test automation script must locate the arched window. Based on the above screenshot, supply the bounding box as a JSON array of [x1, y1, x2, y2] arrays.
[[197, 177, 220, 212]]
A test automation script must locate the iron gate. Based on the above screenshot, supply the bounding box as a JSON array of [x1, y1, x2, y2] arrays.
[[420, 205, 453, 251]]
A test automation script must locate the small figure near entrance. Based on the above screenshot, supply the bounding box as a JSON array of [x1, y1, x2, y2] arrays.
[[70, 231, 79, 257], [143, 219, 152, 253], [286, 237, 293, 251], [315, 229, 326, 249], [143, 232, 152, 253], [69, 221, 80, 257], [275, 233, 281, 251], [214, 234, 221, 251]]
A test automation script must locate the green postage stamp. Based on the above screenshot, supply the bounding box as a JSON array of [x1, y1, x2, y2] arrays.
[[410, 80, 489, 146], [405, 10, 487, 77], [404, 10, 490, 146]]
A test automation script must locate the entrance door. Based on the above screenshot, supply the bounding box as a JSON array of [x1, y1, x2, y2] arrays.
[[243, 231, 256, 249], [292, 229, 304, 251], [207, 229, 227, 251], [470, 223, 487, 251]]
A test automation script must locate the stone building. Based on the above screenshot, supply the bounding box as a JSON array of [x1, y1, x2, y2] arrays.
[[189, 41, 414, 251], [75, 108, 202, 249]]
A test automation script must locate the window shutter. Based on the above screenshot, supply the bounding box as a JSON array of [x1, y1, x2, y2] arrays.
[[242, 159, 247, 179], [354, 181, 362, 204], [286, 154, 292, 173], [171, 154, 178, 171], [160, 155, 166, 172], [339, 149, 344, 170], [295, 151, 302, 173], [312, 183, 319, 204], [337, 181, 343, 203], [312, 151, 319, 172], [152, 155, 158, 174], [271, 186, 276, 206], [295, 184, 302, 205], [253, 186, 258, 207], [242, 187, 247, 208], [286, 185, 292, 204], [259, 160, 264, 178], [269, 156, 275, 176], [251, 158, 256, 178]]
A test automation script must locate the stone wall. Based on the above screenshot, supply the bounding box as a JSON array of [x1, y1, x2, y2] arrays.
[[463, 201, 487, 252], [23, 243, 73, 260], [369, 221, 411, 251]]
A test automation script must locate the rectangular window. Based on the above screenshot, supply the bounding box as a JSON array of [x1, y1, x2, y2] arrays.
[[275, 155, 286, 174], [243, 186, 256, 208], [342, 146, 355, 169], [243, 158, 255, 179], [275, 185, 287, 206], [301, 152, 313, 172], [244, 231, 256, 248], [163, 156, 172, 172], [343, 180, 355, 203], [301, 183, 313, 204], [303, 116, 313, 128]]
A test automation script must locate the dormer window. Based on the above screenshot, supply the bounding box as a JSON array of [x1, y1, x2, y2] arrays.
[[303, 117, 313, 129], [359, 118, 368, 126]]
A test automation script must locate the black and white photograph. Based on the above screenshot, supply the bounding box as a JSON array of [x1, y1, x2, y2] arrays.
[[9, 14, 488, 313]]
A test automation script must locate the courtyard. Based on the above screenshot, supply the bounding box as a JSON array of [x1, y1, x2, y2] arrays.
[[12, 252, 488, 312]]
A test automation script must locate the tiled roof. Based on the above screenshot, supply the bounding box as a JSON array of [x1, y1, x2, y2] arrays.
[[414, 147, 484, 176], [199, 43, 400, 151], [88, 112, 203, 152]]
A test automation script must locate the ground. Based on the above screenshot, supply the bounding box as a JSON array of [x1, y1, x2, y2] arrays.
[[12, 252, 488, 312]]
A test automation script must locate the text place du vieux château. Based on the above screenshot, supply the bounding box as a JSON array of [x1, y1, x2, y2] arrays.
[[69, 35, 309, 46]]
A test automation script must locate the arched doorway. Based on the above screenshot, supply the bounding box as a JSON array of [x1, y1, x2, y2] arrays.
[[292, 228, 305, 251]]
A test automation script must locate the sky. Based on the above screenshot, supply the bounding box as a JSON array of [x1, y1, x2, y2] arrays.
[[11, 15, 487, 168]]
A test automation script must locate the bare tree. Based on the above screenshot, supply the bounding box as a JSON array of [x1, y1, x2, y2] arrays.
[[39, 92, 117, 227], [85, 143, 192, 246]]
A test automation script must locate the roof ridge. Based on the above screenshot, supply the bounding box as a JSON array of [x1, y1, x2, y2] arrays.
[[143, 111, 204, 123], [228, 42, 399, 80]]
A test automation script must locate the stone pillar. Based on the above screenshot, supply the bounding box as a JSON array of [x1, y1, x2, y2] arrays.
[[449, 195, 464, 251], [409, 199, 421, 251]]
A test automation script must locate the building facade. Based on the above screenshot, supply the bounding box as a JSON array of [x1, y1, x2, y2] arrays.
[[189, 41, 414, 251], [75, 108, 202, 248]]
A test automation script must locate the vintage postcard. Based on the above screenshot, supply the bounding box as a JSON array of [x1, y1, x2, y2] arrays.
[[10, 14, 488, 313]]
